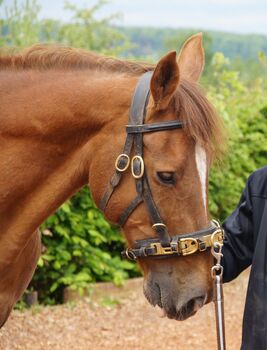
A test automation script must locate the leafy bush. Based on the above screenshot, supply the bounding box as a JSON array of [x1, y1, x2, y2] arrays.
[[0, 0, 130, 54], [208, 53, 267, 219], [32, 188, 139, 304]]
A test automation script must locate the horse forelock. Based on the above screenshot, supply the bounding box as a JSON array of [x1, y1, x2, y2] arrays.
[[175, 80, 225, 161]]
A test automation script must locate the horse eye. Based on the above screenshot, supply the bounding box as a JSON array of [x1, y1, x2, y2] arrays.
[[157, 172, 176, 185]]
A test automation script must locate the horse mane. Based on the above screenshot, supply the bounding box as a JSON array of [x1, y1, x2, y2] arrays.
[[0, 44, 224, 157], [0, 44, 154, 75]]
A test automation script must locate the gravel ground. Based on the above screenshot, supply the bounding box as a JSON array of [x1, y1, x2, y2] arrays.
[[0, 270, 249, 350]]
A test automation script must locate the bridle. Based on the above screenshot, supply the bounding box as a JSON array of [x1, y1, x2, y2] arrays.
[[100, 71, 226, 349], [99, 71, 226, 350], [99, 71, 224, 260]]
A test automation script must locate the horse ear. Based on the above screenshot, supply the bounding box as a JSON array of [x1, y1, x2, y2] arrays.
[[177, 33, 205, 82], [150, 51, 180, 110]]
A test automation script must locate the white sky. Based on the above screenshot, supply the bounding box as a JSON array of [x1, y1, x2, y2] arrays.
[[2, 0, 267, 35]]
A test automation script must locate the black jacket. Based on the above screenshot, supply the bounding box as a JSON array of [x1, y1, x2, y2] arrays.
[[222, 166, 267, 350]]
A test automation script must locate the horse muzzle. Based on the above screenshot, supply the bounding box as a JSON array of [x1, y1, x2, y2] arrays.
[[143, 273, 208, 321]]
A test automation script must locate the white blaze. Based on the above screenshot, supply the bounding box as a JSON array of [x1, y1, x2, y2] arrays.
[[195, 144, 207, 214]]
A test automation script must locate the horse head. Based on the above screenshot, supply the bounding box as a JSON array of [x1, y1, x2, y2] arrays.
[[90, 33, 223, 321]]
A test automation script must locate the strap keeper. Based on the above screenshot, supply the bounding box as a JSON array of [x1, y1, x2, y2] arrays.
[[152, 223, 170, 247], [198, 241, 207, 252], [140, 246, 147, 257]]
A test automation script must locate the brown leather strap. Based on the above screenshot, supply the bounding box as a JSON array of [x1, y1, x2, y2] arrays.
[[99, 133, 134, 211], [99, 72, 152, 212], [126, 120, 184, 134], [128, 71, 152, 125], [118, 195, 143, 227]]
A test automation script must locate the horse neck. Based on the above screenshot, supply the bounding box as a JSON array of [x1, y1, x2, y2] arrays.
[[0, 68, 138, 262]]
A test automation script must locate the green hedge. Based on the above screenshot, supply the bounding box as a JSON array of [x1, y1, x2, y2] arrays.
[[208, 53, 267, 219], [32, 188, 139, 304]]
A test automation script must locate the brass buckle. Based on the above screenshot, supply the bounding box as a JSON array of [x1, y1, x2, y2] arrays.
[[131, 155, 145, 179], [211, 229, 224, 247], [125, 248, 137, 261], [179, 238, 198, 256], [151, 242, 174, 256], [115, 154, 130, 172]]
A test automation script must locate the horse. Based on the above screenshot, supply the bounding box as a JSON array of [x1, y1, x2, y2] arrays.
[[0, 33, 223, 327]]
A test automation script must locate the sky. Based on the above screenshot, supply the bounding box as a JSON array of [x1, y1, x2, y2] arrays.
[[2, 0, 267, 35]]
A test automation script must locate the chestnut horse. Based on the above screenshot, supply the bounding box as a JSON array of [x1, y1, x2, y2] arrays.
[[0, 33, 222, 327]]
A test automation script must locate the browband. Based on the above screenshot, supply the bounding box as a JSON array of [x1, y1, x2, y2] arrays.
[[126, 120, 184, 134]]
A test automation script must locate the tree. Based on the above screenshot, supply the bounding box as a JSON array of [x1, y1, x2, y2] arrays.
[[0, 0, 130, 54]]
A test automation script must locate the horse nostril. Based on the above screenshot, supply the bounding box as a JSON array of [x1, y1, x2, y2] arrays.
[[193, 296, 206, 311], [182, 295, 206, 316]]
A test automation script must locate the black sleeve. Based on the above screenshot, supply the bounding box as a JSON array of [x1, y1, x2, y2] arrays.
[[221, 177, 254, 282]]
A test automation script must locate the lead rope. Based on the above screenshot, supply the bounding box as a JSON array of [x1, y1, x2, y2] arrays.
[[211, 237, 226, 350]]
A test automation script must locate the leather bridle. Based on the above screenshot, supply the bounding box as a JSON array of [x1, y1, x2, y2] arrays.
[[100, 71, 224, 260]]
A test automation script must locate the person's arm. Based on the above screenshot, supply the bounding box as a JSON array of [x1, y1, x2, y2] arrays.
[[221, 176, 254, 282]]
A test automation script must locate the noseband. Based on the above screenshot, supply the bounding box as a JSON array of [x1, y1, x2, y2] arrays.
[[100, 71, 224, 260]]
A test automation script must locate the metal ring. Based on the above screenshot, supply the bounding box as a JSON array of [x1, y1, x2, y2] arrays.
[[211, 265, 224, 278], [125, 248, 137, 261], [131, 155, 145, 179], [115, 154, 130, 172], [152, 223, 167, 230], [212, 219, 221, 228]]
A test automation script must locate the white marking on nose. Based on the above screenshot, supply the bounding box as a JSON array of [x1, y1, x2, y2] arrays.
[[195, 144, 207, 215]]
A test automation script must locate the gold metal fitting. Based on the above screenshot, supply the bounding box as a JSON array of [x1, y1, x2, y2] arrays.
[[131, 155, 145, 179], [210, 229, 224, 247], [115, 154, 130, 172], [179, 238, 199, 256], [151, 242, 174, 256], [211, 219, 221, 228]]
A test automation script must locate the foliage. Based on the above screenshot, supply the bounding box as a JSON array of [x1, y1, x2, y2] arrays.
[[119, 26, 267, 60], [55, 0, 130, 55], [208, 53, 267, 219], [0, 0, 130, 54], [0, 0, 41, 47], [32, 188, 139, 304], [118, 27, 267, 82]]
